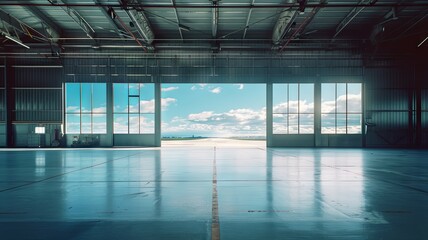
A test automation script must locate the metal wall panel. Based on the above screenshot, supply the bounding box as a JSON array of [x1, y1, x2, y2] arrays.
[[422, 89, 428, 145], [0, 123, 4, 147], [0, 90, 4, 122], [365, 67, 413, 89], [364, 65, 415, 147], [14, 68, 63, 88], [14, 89, 62, 122], [0, 67, 4, 88], [3, 52, 424, 148], [13, 123, 61, 147], [366, 89, 409, 111]]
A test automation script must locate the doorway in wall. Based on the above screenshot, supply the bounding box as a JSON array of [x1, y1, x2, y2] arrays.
[[161, 84, 266, 146]]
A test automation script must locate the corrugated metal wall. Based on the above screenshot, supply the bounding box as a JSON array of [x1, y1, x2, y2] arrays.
[[0, 90, 4, 122], [62, 51, 363, 84], [421, 65, 428, 146], [364, 59, 416, 147], [0, 65, 4, 146], [14, 89, 61, 122], [1, 51, 426, 148], [10, 62, 63, 147]]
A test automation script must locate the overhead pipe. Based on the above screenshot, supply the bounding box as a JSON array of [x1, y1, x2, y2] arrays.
[[278, 0, 325, 52]]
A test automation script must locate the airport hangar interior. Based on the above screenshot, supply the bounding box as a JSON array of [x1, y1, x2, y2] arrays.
[[0, 1, 428, 240]]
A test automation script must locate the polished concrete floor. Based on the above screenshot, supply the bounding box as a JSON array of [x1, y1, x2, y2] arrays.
[[0, 144, 428, 240]]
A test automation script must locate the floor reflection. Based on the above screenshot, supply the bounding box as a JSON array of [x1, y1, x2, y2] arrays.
[[0, 148, 427, 239]]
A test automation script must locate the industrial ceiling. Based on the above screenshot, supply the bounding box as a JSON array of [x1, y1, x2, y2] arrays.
[[0, 0, 427, 55]]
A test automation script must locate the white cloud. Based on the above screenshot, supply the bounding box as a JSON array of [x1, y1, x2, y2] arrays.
[[92, 106, 106, 113], [161, 98, 177, 110], [210, 87, 222, 94], [321, 93, 361, 113], [140, 99, 155, 113], [66, 106, 79, 112], [162, 86, 179, 92], [273, 100, 314, 114], [162, 107, 266, 137], [191, 84, 208, 91], [188, 111, 214, 122], [347, 94, 362, 112], [234, 84, 244, 90], [137, 97, 177, 113]]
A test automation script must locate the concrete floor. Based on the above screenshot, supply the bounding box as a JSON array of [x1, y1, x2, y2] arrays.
[[0, 143, 428, 240]]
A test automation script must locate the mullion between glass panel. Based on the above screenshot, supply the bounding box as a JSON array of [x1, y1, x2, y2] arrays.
[[298, 84, 300, 134], [334, 83, 337, 134], [80, 83, 82, 134], [346, 83, 348, 134], [139, 83, 142, 134], [90, 83, 93, 134], [128, 84, 130, 134], [287, 84, 289, 134]]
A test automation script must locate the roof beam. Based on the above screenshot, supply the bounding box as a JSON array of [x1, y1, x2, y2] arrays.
[[93, 0, 125, 39], [242, 0, 255, 39], [278, 0, 326, 51], [171, 0, 183, 40], [48, 0, 95, 39], [0, 8, 51, 42], [333, 0, 374, 39], [25, 6, 61, 40], [212, 0, 219, 38], [120, 0, 155, 44], [2, 3, 428, 8]]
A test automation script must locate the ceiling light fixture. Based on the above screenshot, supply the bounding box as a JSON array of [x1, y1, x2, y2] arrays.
[[4, 34, 30, 49], [418, 35, 428, 48]]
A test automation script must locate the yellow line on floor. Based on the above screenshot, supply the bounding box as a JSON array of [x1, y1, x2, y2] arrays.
[[212, 146, 220, 240]]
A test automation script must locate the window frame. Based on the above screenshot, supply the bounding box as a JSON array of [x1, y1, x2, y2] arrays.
[[273, 83, 315, 134], [65, 83, 107, 134], [113, 83, 155, 134], [321, 83, 362, 135]]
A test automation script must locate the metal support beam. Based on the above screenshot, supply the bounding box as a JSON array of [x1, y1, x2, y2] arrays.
[[171, 0, 183, 40], [3, 2, 428, 8], [94, 0, 125, 39], [5, 57, 14, 147], [212, 0, 219, 38], [278, 0, 327, 51], [48, 0, 95, 39], [333, 0, 372, 39], [121, 0, 155, 44], [266, 81, 272, 147], [25, 6, 61, 40], [243, 0, 255, 39], [155, 82, 161, 147], [0, 9, 50, 42], [415, 64, 422, 147], [298, 0, 308, 13]]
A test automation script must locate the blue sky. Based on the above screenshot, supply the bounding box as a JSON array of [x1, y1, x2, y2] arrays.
[[161, 84, 266, 138], [65, 83, 361, 137]]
